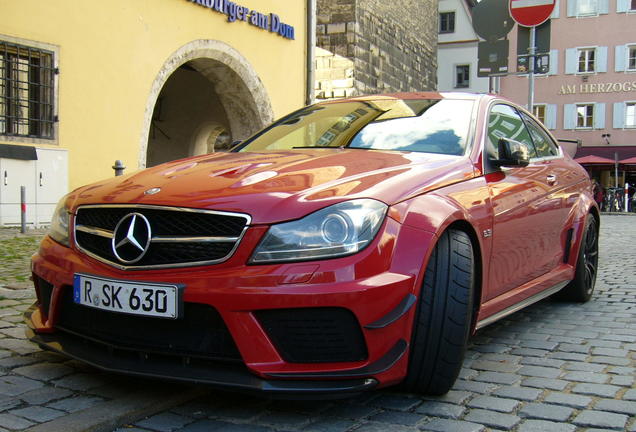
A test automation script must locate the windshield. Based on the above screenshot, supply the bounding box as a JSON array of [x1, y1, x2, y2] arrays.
[[236, 98, 475, 156]]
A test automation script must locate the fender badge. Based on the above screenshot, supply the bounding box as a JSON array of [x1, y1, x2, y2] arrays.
[[144, 187, 161, 195]]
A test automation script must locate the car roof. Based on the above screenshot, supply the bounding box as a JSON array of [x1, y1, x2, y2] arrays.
[[317, 92, 497, 105]]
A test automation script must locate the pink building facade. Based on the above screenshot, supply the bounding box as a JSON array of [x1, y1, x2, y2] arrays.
[[500, 0, 636, 190]]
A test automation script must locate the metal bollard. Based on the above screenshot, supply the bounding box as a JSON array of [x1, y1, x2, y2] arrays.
[[20, 185, 26, 234], [112, 160, 126, 176]]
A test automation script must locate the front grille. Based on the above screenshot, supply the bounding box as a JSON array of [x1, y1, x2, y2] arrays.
[[74, 205, 250, 269], [255, 308, 368, 363], [56, 287, 242, 362]]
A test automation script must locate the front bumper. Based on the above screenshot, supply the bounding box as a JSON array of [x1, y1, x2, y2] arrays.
[[25, 220, 436, 396], [25, 303, 379, 397]]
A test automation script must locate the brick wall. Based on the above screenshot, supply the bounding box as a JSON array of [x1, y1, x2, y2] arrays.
[[316, 0, 437, 99]]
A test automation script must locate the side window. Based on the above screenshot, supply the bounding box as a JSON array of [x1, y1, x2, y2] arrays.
[[487, 104, 536, 161], [521, 113, 559, 158]]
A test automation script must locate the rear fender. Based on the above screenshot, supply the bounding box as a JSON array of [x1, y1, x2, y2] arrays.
[[567, 190, 599, 268]]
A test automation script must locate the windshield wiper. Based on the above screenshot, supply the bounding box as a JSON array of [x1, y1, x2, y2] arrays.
[[292, 145, 344, 149], [292, 145, 374, 150]]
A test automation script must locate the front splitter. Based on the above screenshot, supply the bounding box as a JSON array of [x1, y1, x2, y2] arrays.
[[24, 305, 377, 399]]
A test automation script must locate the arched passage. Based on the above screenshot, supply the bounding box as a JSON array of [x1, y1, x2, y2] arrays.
[[139, 40, 274, 168]]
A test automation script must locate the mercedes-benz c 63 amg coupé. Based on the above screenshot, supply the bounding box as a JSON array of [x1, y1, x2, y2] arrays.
[[25, 93, 599, 397]]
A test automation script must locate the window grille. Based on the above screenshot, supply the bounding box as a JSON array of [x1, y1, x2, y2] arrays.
[[0, 41, 56, 139]]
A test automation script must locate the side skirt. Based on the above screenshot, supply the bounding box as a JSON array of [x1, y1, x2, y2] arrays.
[[475, 281, 568, 330]]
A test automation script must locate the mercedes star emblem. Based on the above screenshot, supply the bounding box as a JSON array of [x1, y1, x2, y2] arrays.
[[112, 213, 152, 264]]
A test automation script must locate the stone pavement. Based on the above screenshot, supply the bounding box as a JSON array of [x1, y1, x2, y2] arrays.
[[0, 229, 202, 432], [0, 215, 634, 432]]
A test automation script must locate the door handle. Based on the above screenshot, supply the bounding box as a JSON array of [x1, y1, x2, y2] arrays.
[[547, 174, 557, 185]]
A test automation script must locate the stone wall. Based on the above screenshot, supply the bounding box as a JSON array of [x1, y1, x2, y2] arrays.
[[315, 48, 355, 99], [316, 0, 437, 99]]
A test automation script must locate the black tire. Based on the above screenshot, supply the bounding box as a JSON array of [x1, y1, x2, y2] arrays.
[[402, 229, 474, 395], [557, 215, 599, 302]]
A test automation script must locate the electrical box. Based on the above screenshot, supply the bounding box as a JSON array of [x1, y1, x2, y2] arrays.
[[0, 147, 68, 226]]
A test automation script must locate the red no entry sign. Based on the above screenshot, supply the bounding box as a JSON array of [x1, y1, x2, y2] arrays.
[[509, 0, 555, 27]]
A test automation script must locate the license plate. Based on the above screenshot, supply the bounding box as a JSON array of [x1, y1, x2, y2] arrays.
[[73, 274, 181, 319]]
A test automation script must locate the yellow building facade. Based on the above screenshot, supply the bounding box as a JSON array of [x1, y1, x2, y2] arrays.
[[1, 0, 308, 195]]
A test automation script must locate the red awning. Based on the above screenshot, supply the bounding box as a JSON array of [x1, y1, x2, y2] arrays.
[[574, 155, 616, 164], [619, 156, 636, 164], [574, 146, 636, 160]]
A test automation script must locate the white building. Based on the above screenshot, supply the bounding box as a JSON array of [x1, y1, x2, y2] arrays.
[[437, 0, 490, 93]]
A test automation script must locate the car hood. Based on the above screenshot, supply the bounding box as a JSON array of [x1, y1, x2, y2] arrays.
[[70, 149, 476, 224]]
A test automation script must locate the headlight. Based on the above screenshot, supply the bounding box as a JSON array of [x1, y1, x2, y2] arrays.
[[48, 196, 71, 247], [251, 199, 387, 263]]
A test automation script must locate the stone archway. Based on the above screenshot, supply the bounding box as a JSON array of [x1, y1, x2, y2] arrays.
[[139, 40, 274, 168], [190, 122, 232, 155]]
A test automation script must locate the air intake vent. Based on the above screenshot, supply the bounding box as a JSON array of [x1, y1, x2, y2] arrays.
[[56, 287, 242, 362], [256, 307, 368, 363]]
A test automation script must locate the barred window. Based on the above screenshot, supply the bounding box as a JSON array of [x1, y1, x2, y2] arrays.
[[0, 41, 56, 139]]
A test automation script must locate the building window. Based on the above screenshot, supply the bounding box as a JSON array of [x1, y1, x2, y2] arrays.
[[626, 103, 636, 128], [577, 0, 598, 15], [616, 0, 636, 13], [0, 41, 55, 139], [628, 45, 636, 71], [577, 48, 595, 73], [455, 65, 469, 88], [439, 12, 455, 34], [533, 105, 546, 124], [576, 104, 594, 128]]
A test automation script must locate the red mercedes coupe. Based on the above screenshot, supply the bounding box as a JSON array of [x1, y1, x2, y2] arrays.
[[25, 93, 599, 397]]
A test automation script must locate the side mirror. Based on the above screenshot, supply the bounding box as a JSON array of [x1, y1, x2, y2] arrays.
[[558, 138, 581, 158], [494, 138, 530, 168]]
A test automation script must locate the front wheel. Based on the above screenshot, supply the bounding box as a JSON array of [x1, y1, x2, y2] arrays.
[[557, 215, 599, 302], [402, 229, 474, 395]]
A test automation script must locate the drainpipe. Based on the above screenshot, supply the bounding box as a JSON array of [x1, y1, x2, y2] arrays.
[[306, 0, 316, 106]]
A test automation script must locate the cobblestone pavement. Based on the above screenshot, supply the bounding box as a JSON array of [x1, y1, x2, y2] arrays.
[[0, 228, 46, 290], [0, 215, 635, 432], [0, 229, 198, 432]]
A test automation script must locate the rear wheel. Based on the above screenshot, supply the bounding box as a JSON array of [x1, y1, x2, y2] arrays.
[[557, 215, 599, 302], [402, 229, 474, 395]]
